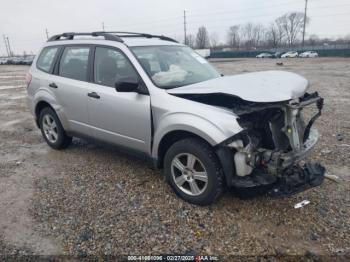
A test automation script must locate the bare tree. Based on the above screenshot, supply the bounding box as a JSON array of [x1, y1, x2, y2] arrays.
[[242, 23, 254, 49], [276, 12, 308, 46], [227, 25, 241, 49], [307, 34, 319, 47], [239, 23, 265, 49], [195, 26, 210, 49], [252, 23, 265, 47], [185, 34, 195, 48], [266, 22, 284, 48], [210, 32, 219, 48]]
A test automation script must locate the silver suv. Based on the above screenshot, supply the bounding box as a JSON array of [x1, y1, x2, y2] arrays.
[[27, 32, 325, 205]]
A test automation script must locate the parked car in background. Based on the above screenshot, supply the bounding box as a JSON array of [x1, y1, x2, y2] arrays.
[[281, 51, 299, 58], [22, 56, 35, 65], [299, 51, 319, 58], [271, 51, 283, 58], [13, 57, 25, 65], [195, 49, 210, 58], [0, 57, 9, 64], [256, 52, 272, 58]]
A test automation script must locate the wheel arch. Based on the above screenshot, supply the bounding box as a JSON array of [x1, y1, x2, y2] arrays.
[[33, 89, 68, 130], [34, 100, 55, 128], [155, 130, 213, 169]]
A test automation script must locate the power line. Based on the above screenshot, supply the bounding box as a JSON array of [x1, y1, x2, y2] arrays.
[[100, 2, 350, 33], [187, 2, 350, 23], [186, 10, 350, 29], [188, 0, 303, 18], [189, 0, 304, 16]]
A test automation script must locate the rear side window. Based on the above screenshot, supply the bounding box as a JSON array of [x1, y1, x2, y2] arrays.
[[59, 46, 90, 81], [37, 47, 59, 72]]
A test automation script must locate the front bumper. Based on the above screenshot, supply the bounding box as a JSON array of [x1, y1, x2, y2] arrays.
[[268, 162, 325, 197], [231, 162, 326, 198], [217, 92, 325, 198], [280, 128, 318, 168]]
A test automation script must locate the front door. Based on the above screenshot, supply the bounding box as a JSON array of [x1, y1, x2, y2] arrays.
[[88, 46, 152, 154]]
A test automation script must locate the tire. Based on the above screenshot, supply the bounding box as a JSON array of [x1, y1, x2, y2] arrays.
[[164, 138, 225, 205], [39, 107, 72, 149]]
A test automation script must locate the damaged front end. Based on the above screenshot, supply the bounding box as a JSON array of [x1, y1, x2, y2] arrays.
[[182, 91, 325, 197], [227, 92, 325, 197]]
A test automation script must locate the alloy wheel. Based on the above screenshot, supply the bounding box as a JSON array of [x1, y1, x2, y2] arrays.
[[171, 153, 208, 196], [42, 114, 58, 143]]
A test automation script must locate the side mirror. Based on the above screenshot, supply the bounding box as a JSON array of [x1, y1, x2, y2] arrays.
[[115, 77, 149, 95], [115, 77, 140, 92]]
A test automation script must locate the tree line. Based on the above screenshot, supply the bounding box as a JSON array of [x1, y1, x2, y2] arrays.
[[185, 11, 350, 50]]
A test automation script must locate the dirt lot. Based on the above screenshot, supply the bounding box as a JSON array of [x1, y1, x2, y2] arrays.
[[0, 58, 349, 258]]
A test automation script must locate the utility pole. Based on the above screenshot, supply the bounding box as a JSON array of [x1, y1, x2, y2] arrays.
[[102, 22, 105, 31], [6, 37, 12, 56], [45, 28, 49, 40], [183, 10, 187, 45], [3, 35, 10, 56], [302, 0, 308, 47]]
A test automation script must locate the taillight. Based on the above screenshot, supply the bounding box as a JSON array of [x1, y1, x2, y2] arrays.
[[25, 72, 32, 88]]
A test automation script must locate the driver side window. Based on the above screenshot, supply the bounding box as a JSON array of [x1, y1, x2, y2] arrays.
[[94, 47, 138, 88]]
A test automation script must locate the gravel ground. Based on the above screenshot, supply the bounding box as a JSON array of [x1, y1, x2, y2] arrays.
[[0, 58, 349, 258]]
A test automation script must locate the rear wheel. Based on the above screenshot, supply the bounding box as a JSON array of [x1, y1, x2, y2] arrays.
[[164, 138, 225, 205], [39, 107, 72, 149]]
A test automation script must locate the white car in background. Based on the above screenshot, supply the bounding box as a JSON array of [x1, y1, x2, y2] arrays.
[[281, 51, 298, 58], [299, 51, 319, 58], [0, 58, 9, 64], [256, 52, 272, 58]]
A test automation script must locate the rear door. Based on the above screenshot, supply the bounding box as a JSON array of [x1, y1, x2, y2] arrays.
[[87, 46, 152, 154], [50, 45, 93, 136]]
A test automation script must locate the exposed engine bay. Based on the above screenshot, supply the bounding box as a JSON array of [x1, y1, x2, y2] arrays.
[[175, 91, 325, 197]]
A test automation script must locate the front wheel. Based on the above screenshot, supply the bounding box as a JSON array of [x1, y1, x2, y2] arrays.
[[164, 138, 225, 205]]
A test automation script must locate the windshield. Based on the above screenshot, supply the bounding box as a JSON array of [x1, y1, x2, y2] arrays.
[[131, 46, 220, 89]]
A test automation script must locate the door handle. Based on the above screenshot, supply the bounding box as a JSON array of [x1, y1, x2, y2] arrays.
[[87, 92, 100, 99], [49, 82, 58, 88]]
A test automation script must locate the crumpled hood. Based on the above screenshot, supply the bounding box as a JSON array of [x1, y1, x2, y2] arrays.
[[167, 70, 309, 102]]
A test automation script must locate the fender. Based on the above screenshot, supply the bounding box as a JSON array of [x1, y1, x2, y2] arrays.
[[151, 112, 243, 158]]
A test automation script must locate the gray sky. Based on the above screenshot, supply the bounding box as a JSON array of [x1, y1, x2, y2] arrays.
[[1, 0, 349, 55]]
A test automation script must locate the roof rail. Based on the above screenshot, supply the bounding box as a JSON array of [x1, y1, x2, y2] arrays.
[[97, 31, 178, 43], [47, 31, 178, 43], [47, 32, 124, 42]]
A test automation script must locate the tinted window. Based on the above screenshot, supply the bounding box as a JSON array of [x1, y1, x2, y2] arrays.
[[37, 47, 59, 72], [94, 47, 138, 88], [59, 47, 90, 81]]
